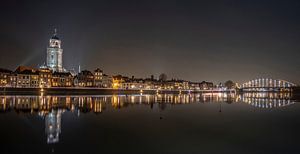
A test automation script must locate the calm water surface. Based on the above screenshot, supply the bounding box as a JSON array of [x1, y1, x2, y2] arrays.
[[0, 93, 299, 154]]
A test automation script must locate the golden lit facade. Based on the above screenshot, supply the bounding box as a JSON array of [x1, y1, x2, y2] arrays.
[[16, 72, 39, 88], [102, 74, 113, 88], [39, 68, 52, 88], [199, 81, 214, 90], [76, 70, 94, 87], [8, 74, 17, 87], [51, 72, 73, 87], [93, 68, 103, 87], [0, 68, 11, 87], [112, 76, 124, 89]]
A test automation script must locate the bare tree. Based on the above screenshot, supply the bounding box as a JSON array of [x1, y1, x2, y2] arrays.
[[159, 73, 167, 82], [225, 80, 235, 89]]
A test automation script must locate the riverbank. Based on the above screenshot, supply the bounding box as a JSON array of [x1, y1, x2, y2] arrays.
[[0, 87, 189, 95], [0, 87, 235, 95], [0, 87, 299, 95]]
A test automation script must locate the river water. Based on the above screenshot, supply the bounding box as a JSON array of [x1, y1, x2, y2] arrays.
[[0, 93, 299, 154]]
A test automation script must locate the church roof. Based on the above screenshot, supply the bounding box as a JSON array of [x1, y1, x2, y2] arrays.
[[52, 72, 72, 77], [15, 66, 37, 73], [51, 35, 60, 40], [51, 28, 60, 40], [0, 68, 12, 73], [15, 69, 38, 75]]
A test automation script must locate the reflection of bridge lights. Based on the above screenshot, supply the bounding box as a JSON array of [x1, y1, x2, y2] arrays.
[[241, 93, 296, 109]]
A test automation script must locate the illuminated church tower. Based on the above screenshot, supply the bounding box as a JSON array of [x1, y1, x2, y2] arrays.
[[47, 29, 63, 72]]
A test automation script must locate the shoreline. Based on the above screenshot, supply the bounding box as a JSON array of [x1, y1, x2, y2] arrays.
[[0, 87, 190, 95], [0, 87, 298, 95]]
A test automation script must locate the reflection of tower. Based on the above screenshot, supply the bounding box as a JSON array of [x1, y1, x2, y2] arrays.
[[47, 29, 63, 72], [45, 109, 62, 144]]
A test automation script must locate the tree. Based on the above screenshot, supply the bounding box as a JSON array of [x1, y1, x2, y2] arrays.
[[225, 80, 235, 89], [159, 73, 167, 82]]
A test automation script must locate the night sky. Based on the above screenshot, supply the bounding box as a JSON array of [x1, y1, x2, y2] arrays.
[[0, 0, 300, 84]]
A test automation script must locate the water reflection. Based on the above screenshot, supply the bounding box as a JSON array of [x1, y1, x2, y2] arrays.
[[45, 109, 62, 143], [242, 92, 294, 108], [0, 93, 298, 144], [0, 93, 298, 113]]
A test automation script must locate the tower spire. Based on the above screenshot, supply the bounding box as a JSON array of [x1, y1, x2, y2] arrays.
[[54, 28, 57, 36]]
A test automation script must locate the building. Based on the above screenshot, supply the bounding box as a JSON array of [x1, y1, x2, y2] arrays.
[[93, 68, 103, 87], [159, 79, 189, 90], [38, 68, 52, 88], [112, 75, 126, 89], [122, 77, 146, 89], [0, 68, 12, 87], [8, 73, 17, 87], [47, 29, 64, 72], [15, 66, 39, 88], [102, 74, 112, 88], [51, 72, 73, 87], [172, 80, 189, 90], [76, 70, 94, 87], [144, 76, 160, 89], [143, 78, 157, 89], [199, 81, 214, 90], [189, 82, 200, 90]]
